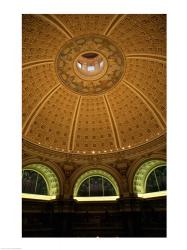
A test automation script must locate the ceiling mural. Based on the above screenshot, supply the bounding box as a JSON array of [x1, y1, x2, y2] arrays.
[[22, 14, 166, 155]]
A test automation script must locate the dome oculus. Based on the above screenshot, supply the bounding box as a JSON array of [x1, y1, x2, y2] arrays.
[[56, 34, 125, 95], [74, 51, 107, 80]]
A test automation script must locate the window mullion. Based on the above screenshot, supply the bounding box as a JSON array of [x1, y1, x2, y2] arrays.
[[154, 170, 160, 191], [34, 173, 39, 194], [102, 177, 104, 196]]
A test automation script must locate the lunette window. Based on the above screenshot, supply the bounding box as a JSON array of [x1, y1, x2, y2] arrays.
[[22, 169, 48, 195], [77, 176, 116, 197], [146, 165, 166, 193]]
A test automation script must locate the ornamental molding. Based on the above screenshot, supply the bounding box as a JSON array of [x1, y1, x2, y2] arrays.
[[55, 34, 125, 95], [23, 134, 166, 165]]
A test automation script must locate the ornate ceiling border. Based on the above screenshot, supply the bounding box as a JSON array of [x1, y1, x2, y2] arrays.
[[23, 133, 166, 164]]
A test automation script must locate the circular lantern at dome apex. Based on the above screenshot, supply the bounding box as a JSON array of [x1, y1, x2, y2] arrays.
[[55, 34, 125, 95], [74, 51, 108, 80]]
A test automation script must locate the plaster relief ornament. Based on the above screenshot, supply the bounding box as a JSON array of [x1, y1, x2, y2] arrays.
[[56, 34, 125, 95]]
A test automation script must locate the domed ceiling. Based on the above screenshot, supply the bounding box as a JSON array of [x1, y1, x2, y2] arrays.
[[22, 14, 166, 156]]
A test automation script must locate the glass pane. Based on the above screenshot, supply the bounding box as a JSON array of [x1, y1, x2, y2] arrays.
[[146, 170, 159, 193], [77, 178, 89, 197], [103, 178, 116, 196], [22, 170, 38, 194], [87, 65, 95, 71], [90, 176, 103, 196], [155, 166, 166, 191], [77, 176, 117, 197], [77, 62, 82, 69], [100, 61, 104, 68], [36, 174, 48, 195], [22, 170, 48, 195]]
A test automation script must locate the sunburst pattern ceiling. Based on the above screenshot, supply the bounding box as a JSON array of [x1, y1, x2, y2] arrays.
[[22, 14, 166, 155]]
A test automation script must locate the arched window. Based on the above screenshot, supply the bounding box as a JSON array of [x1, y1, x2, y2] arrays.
[[22, 163, 60, 200], [73, 169, 120, 201], [22, 169, 48, 195], [146, 165, 166, 193], [77, 176, 116, 197], [133, 159, 166, 198], [87, 65, 95, 71]]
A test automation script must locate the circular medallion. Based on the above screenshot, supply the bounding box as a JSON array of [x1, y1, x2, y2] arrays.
[[55, 34, 125, 95]]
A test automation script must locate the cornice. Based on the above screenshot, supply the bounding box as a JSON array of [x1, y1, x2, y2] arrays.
[[23, 133, 166, 164]]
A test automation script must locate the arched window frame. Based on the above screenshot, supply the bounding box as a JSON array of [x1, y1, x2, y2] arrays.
[[133, 159, 166, 198], [22, 168, 49, 194], [22, 163, 60, 200], [73, 169, 120, 201], [145, 165, 166, 193]]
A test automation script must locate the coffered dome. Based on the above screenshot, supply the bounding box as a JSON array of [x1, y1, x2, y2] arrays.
[[22, 14, 166, 155]]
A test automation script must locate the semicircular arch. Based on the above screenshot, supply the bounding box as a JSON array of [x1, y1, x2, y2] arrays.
[[70, 164, 124, 197], [132, 159, 166, 194], [23, 163, 60, 196], [22, 158, 64, 196]]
